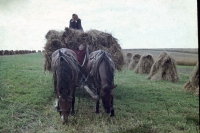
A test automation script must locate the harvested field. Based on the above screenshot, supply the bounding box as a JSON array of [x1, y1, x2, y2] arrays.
[[0, 53, 198, 133], [123, 49, 198, 66]]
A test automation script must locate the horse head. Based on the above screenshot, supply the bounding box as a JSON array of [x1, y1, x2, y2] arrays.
[[101, 84, 117, 114], [57, 95, 73, 124]]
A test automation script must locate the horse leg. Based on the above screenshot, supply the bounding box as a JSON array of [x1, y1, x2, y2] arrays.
[[110, 99, 115, 117], [53, 73, 59, 110], [95, 89, 100, 113], [110, 107, 115, 117], [71, 88, 75, 115], [96, 100, 100, 113], [53, 74, 57, 95]]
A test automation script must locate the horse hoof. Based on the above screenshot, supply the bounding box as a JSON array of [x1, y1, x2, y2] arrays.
[[71, 112, 75, 116], [110, 114, 115, 117], [95, 111, 99, 114]]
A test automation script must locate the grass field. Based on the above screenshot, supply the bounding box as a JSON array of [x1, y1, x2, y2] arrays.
[[0, 53, 199, 133]]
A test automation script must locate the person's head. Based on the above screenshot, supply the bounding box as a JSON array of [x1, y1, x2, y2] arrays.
[[72, 14, 78, 20], [78, 44, 85, 51]]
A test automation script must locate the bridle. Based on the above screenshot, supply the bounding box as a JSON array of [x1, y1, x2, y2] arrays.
[[57, 95, 72, 114]]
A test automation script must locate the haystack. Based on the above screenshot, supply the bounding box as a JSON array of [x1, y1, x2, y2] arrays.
[[128, 54, 141, 70], [148, 52, 179, 82], [43, 27, 124, 71], [184, 62, 199, 95], [125, 53, 133, 66], [134, 54, 154, 74]]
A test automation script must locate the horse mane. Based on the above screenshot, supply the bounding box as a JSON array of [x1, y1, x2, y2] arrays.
[[103, 54, 114, 87], [58, 55, 73, 100]]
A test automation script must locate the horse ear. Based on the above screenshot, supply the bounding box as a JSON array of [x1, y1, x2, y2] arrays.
[[112, 85, 117, 89]]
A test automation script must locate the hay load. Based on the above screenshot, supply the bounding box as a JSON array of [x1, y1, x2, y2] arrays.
[[148, 52, 179, 82], [44, 27, 124, 71], [125, 53, 133, 67], [128, 54, 141, 70], [134, 54, 154, 74], [184, 62, 199, 95]]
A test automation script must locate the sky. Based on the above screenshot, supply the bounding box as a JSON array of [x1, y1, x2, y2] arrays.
[[0, 0, 198, 50]]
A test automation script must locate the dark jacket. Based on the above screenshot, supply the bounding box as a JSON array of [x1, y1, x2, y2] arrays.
[[69, 19, 83, 31]]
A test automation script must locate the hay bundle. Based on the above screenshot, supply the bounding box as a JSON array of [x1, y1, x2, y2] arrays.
[[125, 53, 133, 66], [45, 30, 64, 41], [134, 54, 154, 74], [44, 27, 124, 71], [184, 62, 199, 95], [148, 52, 179, 82], [128, 54, 141, 70], [44, 39, 65, 71], [0, 50, 4, 55]]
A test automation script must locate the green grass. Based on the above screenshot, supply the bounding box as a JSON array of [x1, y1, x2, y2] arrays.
[[0, 53, 199, 133]]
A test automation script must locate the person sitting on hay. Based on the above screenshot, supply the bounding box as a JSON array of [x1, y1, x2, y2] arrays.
[[69, 14, 83, 31], [64, 37, 88, 67]]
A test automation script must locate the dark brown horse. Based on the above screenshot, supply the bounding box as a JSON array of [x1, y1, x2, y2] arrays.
[[51, 48, 79, 124], [86, 50, 117, 116]]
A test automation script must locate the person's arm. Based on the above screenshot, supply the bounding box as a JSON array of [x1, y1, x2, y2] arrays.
[[77, 19, 83, 31], [69, 19, 72, 28]]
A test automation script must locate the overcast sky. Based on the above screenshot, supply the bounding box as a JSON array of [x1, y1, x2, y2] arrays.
[[0, 0, 197, 50]]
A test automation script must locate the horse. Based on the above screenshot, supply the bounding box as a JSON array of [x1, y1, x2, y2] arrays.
[[51, 48, 79, 124], [86, 50, 117, 116]]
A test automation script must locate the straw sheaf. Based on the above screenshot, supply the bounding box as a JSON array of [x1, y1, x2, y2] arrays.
[[128, 54, 141, 70], [125, 53, 133, 67], [44, 27, 124, 71], [148, 52, 180, 82], [184, 62, 199, 95], [134, 53, 154, 74]]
